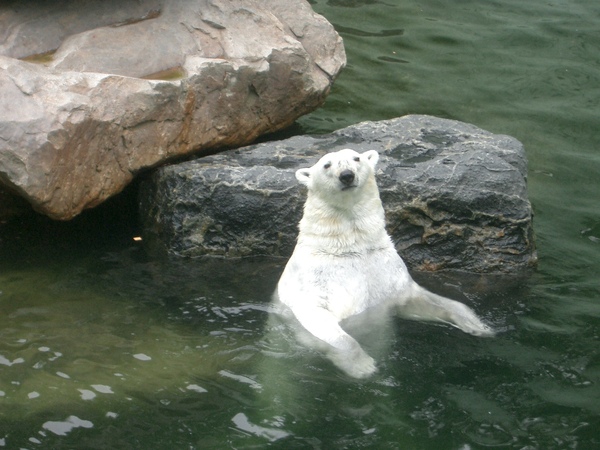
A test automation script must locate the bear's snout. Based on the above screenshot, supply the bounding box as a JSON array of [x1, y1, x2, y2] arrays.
[[339, 170, 355, 187]]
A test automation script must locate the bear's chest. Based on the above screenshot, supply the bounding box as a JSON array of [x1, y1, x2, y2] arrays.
[[309, 248, 410, 319]]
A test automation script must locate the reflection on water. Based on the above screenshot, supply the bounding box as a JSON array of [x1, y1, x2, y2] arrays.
[[42, 416, 93, 437], [2, 0, 600, 447]]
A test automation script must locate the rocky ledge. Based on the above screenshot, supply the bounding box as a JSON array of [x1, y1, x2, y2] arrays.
[[0, 0, 344, 220], [140, 115, 537, 274]]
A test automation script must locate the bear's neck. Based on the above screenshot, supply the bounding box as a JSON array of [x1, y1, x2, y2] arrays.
[[297, 187, 391, 256]]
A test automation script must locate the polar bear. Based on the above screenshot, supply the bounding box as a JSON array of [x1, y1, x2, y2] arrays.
[[273, 148, 494, 378]]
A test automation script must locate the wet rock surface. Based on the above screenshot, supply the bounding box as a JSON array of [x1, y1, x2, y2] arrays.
[[0, 0, 344, 219], [140, 115, 537, 274]]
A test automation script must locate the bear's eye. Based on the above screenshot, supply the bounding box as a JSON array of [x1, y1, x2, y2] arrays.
[[353, 157, 360, 162], [323, 162, 331, 169]]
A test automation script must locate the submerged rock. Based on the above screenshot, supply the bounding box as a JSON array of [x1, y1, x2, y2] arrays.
[[0, 0, 344, 220], [140, 115, 537, 274]]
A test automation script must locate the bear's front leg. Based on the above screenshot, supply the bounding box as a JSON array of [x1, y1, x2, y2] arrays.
[[291, 305, 377, 378], [325, 334, 377, 379]]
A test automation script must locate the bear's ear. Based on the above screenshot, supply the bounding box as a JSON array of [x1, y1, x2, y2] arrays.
[[295, 168, 312, 186], [362, 150, 379, 169]]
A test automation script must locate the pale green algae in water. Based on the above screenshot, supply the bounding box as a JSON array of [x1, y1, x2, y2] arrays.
[[2, 0, 600, 448]]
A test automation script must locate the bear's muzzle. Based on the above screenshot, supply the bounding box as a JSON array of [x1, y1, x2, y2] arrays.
[[339, 170, 356, 189]]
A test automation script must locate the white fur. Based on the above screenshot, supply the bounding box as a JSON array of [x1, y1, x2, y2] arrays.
[[274, 149, 494, 378]]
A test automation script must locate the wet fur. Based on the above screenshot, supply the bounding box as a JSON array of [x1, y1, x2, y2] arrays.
[[274, 149, 494, 378]]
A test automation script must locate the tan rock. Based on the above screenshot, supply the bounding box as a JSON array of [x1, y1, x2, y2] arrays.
[[0, 0, 345, 219]]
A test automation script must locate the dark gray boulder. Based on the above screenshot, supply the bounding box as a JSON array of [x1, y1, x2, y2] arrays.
[[139, 115, 537, 274]]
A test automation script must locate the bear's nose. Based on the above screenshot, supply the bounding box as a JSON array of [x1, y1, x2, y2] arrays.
[[339, 170, 355, 186]]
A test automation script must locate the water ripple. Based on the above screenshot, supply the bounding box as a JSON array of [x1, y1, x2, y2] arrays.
[[334, 24, 404, 37]]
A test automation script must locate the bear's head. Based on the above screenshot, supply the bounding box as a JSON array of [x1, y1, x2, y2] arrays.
[[295, 149, 379, 196]]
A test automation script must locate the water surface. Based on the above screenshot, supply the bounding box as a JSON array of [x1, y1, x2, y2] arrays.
[[2, 0, 600, 448]]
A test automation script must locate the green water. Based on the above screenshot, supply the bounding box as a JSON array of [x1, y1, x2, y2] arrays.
[[1, 0, 599, 448]]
